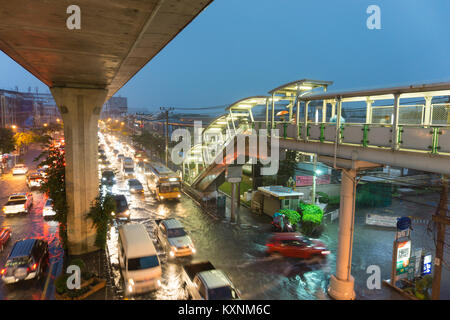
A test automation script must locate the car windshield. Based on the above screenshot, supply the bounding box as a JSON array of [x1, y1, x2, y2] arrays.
[[6, 256, 31, 267], [208, 286, 233, 300], [125, 168, 134, 173], [129, 180, 141, 187], [167, 228, 187, 238], [9, 196, 25, 201], [127, 255, 159, 271], [103, 172, 114, 177]]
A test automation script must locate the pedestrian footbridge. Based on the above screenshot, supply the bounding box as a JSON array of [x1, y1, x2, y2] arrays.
[[182, 80, 450, 192], [181, 79, 450, 300]]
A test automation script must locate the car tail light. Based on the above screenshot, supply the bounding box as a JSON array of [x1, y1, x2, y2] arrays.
[[31, 263, 38, 271], [266, 243, 274, 247], [0, 268, 7, 275]]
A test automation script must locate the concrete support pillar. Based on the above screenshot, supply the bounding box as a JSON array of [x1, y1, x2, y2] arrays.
[[322, 100, 327, 123], [230, 182, 237, 223], [271, 94, 275, 130], [423, 96, 432, 126], [331, 100, 336, 118], [303, 101, 310, 140], [328, 168, 357, 300], [51, 87, 107, 255], [392, 94, 401, 150], [366, 99, 373, 124]]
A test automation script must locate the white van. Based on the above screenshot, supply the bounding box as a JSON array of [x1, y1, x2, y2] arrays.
[[118, 224, 162, 296]]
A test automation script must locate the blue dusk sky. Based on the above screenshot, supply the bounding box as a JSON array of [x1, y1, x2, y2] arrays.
[[0, 0, 449, 113]]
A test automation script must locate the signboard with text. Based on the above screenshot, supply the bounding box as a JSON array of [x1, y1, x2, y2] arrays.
[[295, 174, 331, 187], [396, 240, 411, 277]]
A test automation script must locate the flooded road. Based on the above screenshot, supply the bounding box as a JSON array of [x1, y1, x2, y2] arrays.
[[101, 131, 450, 300], [0, 146, 64, 300]]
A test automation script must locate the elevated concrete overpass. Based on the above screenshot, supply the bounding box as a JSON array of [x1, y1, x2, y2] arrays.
[[0, 0, 213, 254]]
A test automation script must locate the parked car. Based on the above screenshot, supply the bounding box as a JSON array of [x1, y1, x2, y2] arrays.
[[127, 179, 143, 193], [156, 219, 195, 258], [42, 198, 56, 218], [1, 238, 49, 284], [0, 227, 12, 251], [26, 172, 43, 189], [101, 170, 116, 185], [37, 167, 47, 178], [182, 261, 240, 300], [112, 194, 130, 221], [118, 224, 162, 296], [12, 164, 28, 175], [265, 233, 330, 259], [3, 193, 33, 215]]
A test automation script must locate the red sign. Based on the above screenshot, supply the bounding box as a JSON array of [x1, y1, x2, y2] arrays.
[[296, 175, 331, 187]]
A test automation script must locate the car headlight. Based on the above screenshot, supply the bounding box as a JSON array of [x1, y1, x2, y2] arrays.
[[157, 280, 161, 287], [124, 210, 130, 216], [191, 247, 196, 254], [102, 178, 106, 181], [169, 250, 175, 257]]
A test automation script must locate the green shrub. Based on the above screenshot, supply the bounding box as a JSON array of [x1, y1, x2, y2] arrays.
[[55, 274, 70, 294], [298, 201, 324, 237], [279, 209, 301, 225], [69, 258, 86, 272]]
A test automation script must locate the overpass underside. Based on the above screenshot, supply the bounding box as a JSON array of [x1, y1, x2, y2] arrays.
[[0, 0, 213, 255]]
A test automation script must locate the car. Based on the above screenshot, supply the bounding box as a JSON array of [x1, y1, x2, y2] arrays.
[[98, 154, 107, 163], [112, 194, 130, 220], [0, 228, 12, 251], [3, 193, 33, 215], [127, 179, 143, 193], [118, 154, 125, 162], [12, 164, 28, 175], [156, 219, 196, 258], [182, 261, 241, 300], [113, 149, 119, 155], [101, 170, 116, 185], [42, 198, 56, 218], [1, 238, 49, 284], [265, 233, 330, 259], [37, 167, 48, 178], [26, 172, 43, 189], [118, 224, 162, 296], [123, 167, 135, 179]]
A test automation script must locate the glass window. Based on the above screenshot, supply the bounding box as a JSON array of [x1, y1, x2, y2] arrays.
[[167, 228, 187, 238], [127, 255, 159, 271], [208, 286, 233, 300], [198, 280, 207, 299]]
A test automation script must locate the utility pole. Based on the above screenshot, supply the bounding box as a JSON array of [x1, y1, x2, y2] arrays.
[[431, 174, 449, 300], [160, 107, 173, 166]]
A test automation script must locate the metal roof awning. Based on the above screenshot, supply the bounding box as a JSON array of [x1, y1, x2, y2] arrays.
[[298, 82, 450, 102], [268, 79, 333, 95], [225, 96, 268, 111]]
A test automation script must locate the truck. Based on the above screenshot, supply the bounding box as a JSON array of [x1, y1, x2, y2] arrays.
[[2, 193, 33, 215], [182, 261, 241, 300]]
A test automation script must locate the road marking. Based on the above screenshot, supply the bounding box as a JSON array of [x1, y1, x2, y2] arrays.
[[40, 262, 54, 300]]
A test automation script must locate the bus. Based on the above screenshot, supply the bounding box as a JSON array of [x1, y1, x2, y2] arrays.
[[146, 162, 181, 201]]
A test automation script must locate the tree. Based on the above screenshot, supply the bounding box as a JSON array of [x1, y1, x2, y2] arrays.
[[14, 131, 35, 153], [36, 141, 68, 248], [277, 150, 297, 185], [0, 128, 15, 154]]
